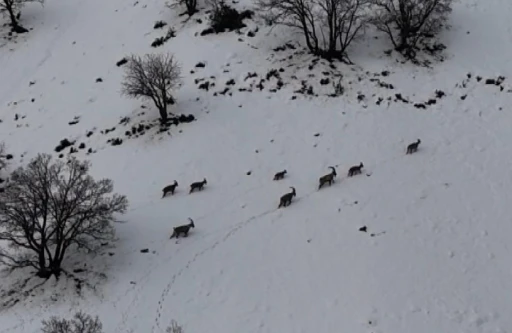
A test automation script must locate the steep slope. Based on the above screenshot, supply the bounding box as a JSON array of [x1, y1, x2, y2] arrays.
[[1, 0, 512, 332]]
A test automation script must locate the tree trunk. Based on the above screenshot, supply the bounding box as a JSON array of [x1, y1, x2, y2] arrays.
[[36, 260, 62, 279], [186, 0, 197, 16], [158, 105, 168, 123], [38, 250, 46, 272], [50, 259, 63, 278], [6, 5, 28, 34], [36, 269, 52, 279], [396, 30, 407, 50]]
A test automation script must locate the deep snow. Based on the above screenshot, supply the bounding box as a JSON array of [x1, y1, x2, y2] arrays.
[[1, 0, 512, 332]]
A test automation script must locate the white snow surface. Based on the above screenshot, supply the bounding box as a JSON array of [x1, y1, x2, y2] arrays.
[[1, 0, 512, 332]]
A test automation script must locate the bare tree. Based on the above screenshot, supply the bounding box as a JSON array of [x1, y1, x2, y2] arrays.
[[0, 0, 44, 33], [121, 53, 182, 124], [168, 0, 198, 16], [0, 154, 128, 278], [370, 0, 452, 57], [257, 0, 370, 62], [42, 311, 103, 333]]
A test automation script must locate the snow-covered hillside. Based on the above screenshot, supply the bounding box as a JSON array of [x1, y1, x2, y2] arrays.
[[1, 0, 512, 332]]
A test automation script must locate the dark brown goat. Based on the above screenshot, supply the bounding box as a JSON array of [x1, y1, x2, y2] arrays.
[[170, 218, 195, 239], [278, 187, 296, 208]]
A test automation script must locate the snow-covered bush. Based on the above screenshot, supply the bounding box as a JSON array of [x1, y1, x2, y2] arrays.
[[166, 320, 184, 333], [41, 312, 103, 333], [208, 0, 253, 33]]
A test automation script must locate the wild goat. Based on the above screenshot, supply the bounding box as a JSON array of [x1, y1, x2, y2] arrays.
[[278, 187, 296, 208], [189, 178, 207, 193], [318, 166, 337, 189], [162, 180, 178, 198], [406, 139, 421, 154], [170, 218, 195, 239], [348, 162, 364, 177], [273, 169, 287, 180]]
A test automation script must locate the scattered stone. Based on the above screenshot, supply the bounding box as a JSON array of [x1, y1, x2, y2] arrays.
[[108, 138, 123, 146], [198, 81, 210, 91], [245, 72, 258, 80], [178, 114, 195, 123], [102, 127, 116, 134], [119, 116, 130, 125], [200, 27, 215, 36], [69, 116, 80, 125], [154, 20, 167, 29], [55, 139, 75, 153], [395, 93, 409, 103], [116, 58, 128, 67]]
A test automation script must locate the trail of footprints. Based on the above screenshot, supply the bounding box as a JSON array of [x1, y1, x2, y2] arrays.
[[152, 208, 277, 333]]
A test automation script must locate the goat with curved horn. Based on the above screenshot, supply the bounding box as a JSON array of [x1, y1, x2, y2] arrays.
[[318, 166, 337, 189], [170, 218, 196, 239], [278, 187, 297, 208]]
